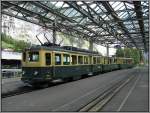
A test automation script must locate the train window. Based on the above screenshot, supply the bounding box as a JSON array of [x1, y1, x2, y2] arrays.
[[78, 56, 83, 64], [104, 57, 108, 64], [97, 57, 100, 64], [100, 57, 102, 64], [93, 57, 96, 64], [71, 55, 77, 65], [123, 59, 126, 64], [23, 52, 26, 61], [84, 56, 88, 64], [45, 53, 51, 65], [63, 54, 70, 65], [55, 53, 61, 65], [28, 52, 39, 62]]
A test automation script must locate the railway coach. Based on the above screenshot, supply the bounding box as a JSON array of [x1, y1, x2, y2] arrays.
[[21, 45, 133, 87]]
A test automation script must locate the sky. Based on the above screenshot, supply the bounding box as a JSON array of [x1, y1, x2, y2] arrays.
[[95, 44, 116, 56]]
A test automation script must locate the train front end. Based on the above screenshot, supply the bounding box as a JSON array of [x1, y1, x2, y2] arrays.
[[21, 47, 53, 86]]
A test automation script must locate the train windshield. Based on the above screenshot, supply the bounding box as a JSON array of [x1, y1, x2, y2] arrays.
[[28, 52, 39, 62]]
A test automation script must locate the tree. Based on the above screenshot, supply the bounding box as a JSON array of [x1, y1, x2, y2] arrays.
[[1, 33, 29, 52], [115, 47, 142, 65], [116, 48, 124, 57]]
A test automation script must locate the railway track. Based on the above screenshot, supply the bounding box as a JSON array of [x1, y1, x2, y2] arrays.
[[78, 74, 136, 112]]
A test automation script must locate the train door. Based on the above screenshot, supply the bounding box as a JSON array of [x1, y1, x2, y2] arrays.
[[53, 52, 62, 78], [89, 55, 93, 75], [44, 51, 53, 78]]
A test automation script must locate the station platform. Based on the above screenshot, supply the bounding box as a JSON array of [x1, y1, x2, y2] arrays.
[[2, 66, 148, 112], [2, 77, 25, 94], [101, 66, 149, 112]]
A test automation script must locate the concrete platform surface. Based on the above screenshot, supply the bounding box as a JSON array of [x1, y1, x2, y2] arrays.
[[101, 66, 149, 112], [2, 77, 21, 84], [2, 77, 25, 94], [2, 68, 144, 112]]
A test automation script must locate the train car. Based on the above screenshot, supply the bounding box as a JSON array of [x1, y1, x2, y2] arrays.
[[21, 45, 134, 87], [109, 57, 119, 71], [21, 46, 103, 86], [116, 57, 134, 69], [102, 57, 119, 72]]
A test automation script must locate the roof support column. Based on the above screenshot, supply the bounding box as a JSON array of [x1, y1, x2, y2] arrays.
[[106, 44, 109, 57], [53, 21, 56, 45], [89, 39, 93, 51], [143, 51, 148, 65]]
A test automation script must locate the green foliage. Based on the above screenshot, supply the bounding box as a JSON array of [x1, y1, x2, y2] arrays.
[[115, 48, 124, 57], [116, 47, 142, 65], [2, 41, 14, 49], [130, 48, 141, 64], [1, 33, 29, 52]]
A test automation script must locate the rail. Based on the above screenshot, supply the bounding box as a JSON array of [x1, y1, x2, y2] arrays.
[[78, 74, 135, 112]]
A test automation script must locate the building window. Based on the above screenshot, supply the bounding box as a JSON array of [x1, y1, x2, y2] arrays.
[[45, 53, 51, 65], [84, 56, 88, 64], [55, 53, 61, 65], [71, 55, 77, 65], [63, 54, 70, 65], [28, 52, 39, 62], [78, 56, 83, 64]]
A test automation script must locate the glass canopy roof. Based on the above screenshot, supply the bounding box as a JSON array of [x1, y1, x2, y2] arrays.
[[1, 1, 149, 51]]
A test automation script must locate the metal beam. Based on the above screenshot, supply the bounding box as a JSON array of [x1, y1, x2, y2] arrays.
[[133, 1, 148, 52], [31, 2, 106, 41], [1, 1, 95, 42], [2, 1, 148, 50], [65, 1, 130, 47], [2, 1, 113, 45], [2, 10, 90, 44], [96, 31, 148, 36], [83, 16, 148, 27], [100, 1, 138, 49]]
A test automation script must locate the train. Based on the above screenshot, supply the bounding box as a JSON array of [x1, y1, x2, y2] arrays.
[[21, 44, 134, 87]]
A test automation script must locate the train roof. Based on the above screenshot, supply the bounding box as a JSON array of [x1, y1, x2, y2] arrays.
[[24, 45, 132, 59], [24, 45, 102, 56]]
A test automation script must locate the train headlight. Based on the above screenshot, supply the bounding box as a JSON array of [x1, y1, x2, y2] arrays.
[[22, 71, 25, 75], [34, 71, 38, 75]]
